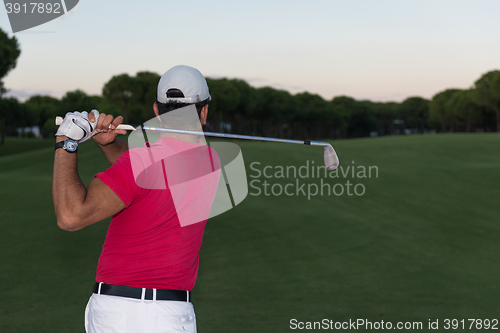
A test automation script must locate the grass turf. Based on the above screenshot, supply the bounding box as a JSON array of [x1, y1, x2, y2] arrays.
[[0, 134, 499, 332], [0, 137, 54, 158]]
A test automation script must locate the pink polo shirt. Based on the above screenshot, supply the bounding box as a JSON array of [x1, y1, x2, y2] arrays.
[[94, 137, 220, 291]]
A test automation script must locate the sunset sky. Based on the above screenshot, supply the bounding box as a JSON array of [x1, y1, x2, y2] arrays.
[[1, 0, 499, 102]]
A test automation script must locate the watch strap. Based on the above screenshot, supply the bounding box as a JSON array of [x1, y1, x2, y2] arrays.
[[55, 141, 65, 151]]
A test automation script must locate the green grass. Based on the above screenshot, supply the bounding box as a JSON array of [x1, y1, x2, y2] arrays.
[[0, 134, 499, 332], [0, 137, 54, 158]]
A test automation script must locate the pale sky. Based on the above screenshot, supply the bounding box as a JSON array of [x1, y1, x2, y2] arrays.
[[1, 0, 499, 102]]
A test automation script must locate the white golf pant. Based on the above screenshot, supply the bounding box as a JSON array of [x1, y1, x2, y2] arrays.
[[85, 293, 196, 333]]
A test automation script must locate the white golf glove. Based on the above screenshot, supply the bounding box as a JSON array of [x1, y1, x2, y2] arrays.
[[55, 110, 99, 143]]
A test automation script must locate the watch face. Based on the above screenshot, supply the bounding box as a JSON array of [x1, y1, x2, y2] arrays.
[[65, 140, 78, 152]]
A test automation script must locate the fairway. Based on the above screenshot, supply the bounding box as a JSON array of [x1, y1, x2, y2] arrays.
[[1, 134, 499, 332]]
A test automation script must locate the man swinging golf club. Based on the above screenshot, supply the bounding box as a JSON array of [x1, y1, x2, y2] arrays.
[[52, 65, 220, 333]]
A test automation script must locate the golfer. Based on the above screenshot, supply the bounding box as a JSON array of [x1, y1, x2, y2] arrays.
[[52, 65, 220, 333]]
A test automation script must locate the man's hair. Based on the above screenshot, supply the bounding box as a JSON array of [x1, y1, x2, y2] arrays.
[[156, 89, 209, 118]]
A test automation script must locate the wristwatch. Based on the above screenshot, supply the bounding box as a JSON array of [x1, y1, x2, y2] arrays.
[[55, 139, 78, 153]]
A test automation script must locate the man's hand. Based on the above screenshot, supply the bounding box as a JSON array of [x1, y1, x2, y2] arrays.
[[55, 110, 99, 143], [89, 112, 127, 146]]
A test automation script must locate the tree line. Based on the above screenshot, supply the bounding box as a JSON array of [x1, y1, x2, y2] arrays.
[[1, 29, 500, 144], [2, 69, 499, 143]]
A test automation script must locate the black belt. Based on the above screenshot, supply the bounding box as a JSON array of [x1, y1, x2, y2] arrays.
[[93, 283, 189, 302]]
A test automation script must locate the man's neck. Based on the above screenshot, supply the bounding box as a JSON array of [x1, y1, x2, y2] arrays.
[[159, 132, 200, 144]]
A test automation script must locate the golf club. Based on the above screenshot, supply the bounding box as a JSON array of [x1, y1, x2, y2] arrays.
[[55, 116, 339, 170]]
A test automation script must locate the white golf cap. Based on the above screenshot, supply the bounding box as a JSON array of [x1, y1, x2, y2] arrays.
[[157, 65, 211, 104]]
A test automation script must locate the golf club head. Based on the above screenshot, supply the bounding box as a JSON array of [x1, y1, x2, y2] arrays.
[[324, 145, 339, 170]]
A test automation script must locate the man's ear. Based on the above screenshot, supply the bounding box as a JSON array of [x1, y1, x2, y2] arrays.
[[200, 105, 209, 125], [153, 103, 160, 117]]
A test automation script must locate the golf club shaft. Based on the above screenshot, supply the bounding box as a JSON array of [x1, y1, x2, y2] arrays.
[[144, 126, 331, 147], [55, 116, 331, 147], [138, 125, 339, 170], [55, 116, 339, 169]]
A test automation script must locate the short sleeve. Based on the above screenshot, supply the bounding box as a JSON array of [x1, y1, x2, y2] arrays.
[[95, 151, 139, 207]]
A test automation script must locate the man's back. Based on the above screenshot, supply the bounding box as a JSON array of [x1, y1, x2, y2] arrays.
[[95, 136, 221, 290]]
